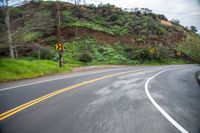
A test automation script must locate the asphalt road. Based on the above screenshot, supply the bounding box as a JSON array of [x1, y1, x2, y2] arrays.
[[0, 65, 200, 133]]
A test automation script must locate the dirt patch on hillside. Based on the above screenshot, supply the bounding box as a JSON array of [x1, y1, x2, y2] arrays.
[[61, 26, 135, 44], [144, 32, 185, 47], [61, 26, 185, 47], [160, 20, 172, 27]]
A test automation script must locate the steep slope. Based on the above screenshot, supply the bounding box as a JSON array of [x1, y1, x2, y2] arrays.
[[0, 1, 199, 64]]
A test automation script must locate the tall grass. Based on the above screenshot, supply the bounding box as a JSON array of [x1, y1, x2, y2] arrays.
[[0, 59, 77, 82]]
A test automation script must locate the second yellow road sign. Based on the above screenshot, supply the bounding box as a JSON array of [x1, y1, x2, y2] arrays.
[[149, 48, 155, 55]]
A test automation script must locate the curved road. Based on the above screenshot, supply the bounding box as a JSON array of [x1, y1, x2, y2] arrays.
[[0, 65, 199, 133]]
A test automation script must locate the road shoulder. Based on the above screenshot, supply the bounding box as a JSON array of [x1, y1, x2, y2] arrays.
[[196, 71, 200, 84], [0, 66, 131, 91]]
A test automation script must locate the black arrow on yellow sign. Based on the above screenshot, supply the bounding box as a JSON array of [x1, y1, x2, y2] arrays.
[[55, 43, 62, 51]]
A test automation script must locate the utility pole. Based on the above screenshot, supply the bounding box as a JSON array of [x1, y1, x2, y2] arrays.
[[56, 0, 62, 67]]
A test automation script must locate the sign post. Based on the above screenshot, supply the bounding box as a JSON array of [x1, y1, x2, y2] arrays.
[[176, 51, 181, 62], [149, 48, 155, 62], [55, 43, 62, 67], [176, 51, 181, 57]]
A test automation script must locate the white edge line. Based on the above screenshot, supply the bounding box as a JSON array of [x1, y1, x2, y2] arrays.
[[0, 68, 133, 92], [145, 68, 189, 133]]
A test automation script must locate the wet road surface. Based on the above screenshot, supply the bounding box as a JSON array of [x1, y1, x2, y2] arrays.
[[0, 65, 199, 133]]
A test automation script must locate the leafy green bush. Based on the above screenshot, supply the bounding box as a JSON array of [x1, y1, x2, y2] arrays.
[[31, 46, 55, 60], [62, 38, 130, 64], [125, 47, 151, 62], [78, 53, 93, 63], [155, 44, 171, 60]]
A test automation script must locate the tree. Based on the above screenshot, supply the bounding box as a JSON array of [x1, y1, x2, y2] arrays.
[[0, 0, 53, 58], [131, 8, 141, 15], [171, 19, 180, 25], [141, 8, 152, 15], [71, 0, 85, 39], [157, 14, 167, 20], [190, 26, 198, 33], [0, 0, 28, 58], [0, 0, 15, 58]]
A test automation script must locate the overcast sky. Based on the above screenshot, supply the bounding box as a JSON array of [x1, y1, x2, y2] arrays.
[[83, 0, 200, 32]]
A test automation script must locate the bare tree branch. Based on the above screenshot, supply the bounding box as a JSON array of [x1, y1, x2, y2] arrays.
[[13, 44, 24, 48], [11, 15, 24, 24], [11, 27, 20, 36]]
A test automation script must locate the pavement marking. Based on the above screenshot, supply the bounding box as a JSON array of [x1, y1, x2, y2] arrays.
[[0, 68, 133, 92], [0, 65, 193, 92], [145, 68, 189, 133], [0, 69, 144, 121]]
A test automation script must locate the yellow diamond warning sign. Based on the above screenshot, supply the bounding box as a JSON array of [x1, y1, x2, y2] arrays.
[[176, 51, 181, 56], [149, 48, 155, 55]]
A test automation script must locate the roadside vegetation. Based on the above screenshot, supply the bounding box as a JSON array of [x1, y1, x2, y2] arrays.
[[0, 1, 199, 81], [63, 37, 188, 65], [0, 58, 78, 81], [178, 33, 200, 63]]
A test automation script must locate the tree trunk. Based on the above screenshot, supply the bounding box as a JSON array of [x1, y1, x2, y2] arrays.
[[38, 46, 40, 60], [14, 47, 18, 58], [5, 5, 15, 59], [75, 24, 78, 39]]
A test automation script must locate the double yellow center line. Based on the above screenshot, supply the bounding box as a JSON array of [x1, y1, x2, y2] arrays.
[[0, 69, 143, 121]]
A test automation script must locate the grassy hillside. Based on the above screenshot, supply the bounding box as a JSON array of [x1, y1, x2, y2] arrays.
[[0, 1, 200, 64]]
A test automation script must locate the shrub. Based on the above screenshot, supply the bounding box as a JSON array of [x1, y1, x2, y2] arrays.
[[78, 53, 93, 63], [31, 46, 55, 60], [154, 44, 170, 60], [126, 47, 151, 62]]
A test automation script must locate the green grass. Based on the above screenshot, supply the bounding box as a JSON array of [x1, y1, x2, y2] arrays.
[[0, 58, 188, 82], [66, 20, 128, 36], [0, 59, 79, 82]]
